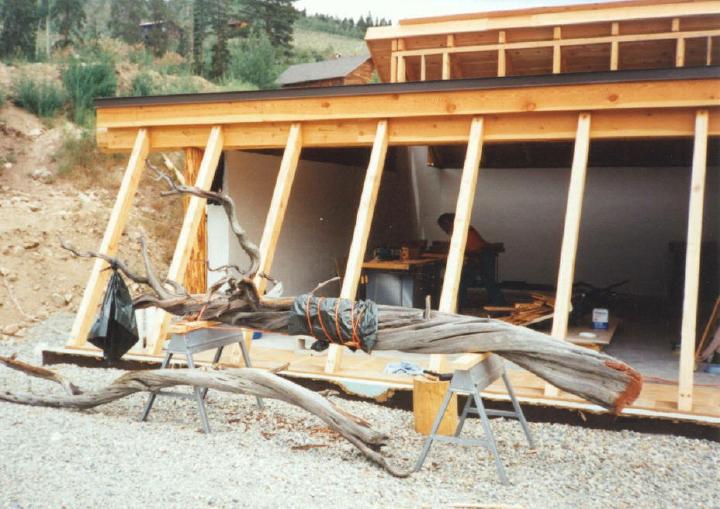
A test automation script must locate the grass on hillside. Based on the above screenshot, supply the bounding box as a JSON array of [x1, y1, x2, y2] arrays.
[[292, 29, 368, 57]]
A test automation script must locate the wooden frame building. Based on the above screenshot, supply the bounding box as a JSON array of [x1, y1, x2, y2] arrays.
[[48, 0, 720, 425]]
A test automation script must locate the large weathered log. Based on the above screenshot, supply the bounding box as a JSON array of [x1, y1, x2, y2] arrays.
[[0, 354, 409, 477], [58, 163, 643, 414]]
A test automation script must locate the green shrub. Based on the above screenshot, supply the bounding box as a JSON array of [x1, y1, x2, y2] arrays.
[[13, 77, 66, 118], [130, 72, 155, 96], [0, 87, 5, 107], [228, 32, 280, 89], [62, 60, 117, 125]]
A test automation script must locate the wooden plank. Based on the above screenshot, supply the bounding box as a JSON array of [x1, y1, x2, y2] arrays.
[[553, 27, 562, 74], [393, 28, 720, 57], [498, 31, 507, 77], [97, 108, 720, 152], [95, 79, 720, 130], [707, 36, 713, 65], [324, 120, 389, 374], [610, 22, 619, 70], [430, 117, 485, 372], [390, 40, 398, 83], [546, 113, 591, 396], [67, 129, 149, 348], [254, 123, 303, 294], [442, 52, 451, 79], [182, 148, 207, 294], [551, 113, 592, 341], [420, 54, 427, 81], [397, 39, 406, 83], [146, 127, 224, 355], [678, 109, 709, 412]]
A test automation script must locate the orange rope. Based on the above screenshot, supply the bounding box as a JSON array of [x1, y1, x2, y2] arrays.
[[315, 297, 335, 343]]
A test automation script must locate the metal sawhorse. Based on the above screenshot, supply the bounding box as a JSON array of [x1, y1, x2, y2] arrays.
[[140, 322, 264, 433], [414, 355, 535, 484]]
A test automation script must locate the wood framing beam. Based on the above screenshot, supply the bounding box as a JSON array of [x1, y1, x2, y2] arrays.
[[546, 113, 591, 395], [182, 148, 207, 294], [390, 40, 398, 83], [96, 78, 720, 130], [98, 108, 720, 152], [254, 123, 303, 294], [147, 127, 224, 355], [393, 29, 720, 58], [325, 120, 389, 374], [498, 31, 507, 77], [67, 129, 149, 348], [420, 54, 427, 81], [610, 22, 619, 71], [553, 27, 562, 74], [397, 39, 407, 83], [551, 113, 591, 340], [429, 117, 485, 372], [678, 110, 710, 412]]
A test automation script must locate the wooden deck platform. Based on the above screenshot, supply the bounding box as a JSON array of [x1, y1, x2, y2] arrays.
[[42, 342, 720, 426]]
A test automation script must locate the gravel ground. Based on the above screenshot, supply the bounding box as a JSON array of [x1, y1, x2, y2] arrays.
[[1, 314, 719, 509]]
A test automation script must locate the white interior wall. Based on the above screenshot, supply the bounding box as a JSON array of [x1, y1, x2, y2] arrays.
[[219, 151, 367, 296], [408, 146, 720, 297]]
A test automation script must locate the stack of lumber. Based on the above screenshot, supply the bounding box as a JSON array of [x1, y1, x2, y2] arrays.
[[484, 293, 555, 325]]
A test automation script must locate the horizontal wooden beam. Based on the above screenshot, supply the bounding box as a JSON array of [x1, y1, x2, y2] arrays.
[[97, 108, 720, 151], [96, 78, 720, 130], [392, 28, 720, 58]]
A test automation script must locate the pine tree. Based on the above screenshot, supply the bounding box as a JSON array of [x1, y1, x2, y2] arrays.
[[192, 0, 209, 74], [145, 0, 170, 56], [208, 0, 230, 79], [51, 0, 86, 48], [109, 0, 147, 44], [241, 0, 297, 55], [0, 0, 39, 59]]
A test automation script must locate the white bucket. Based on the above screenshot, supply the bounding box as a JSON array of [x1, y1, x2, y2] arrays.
[[592, 308, 609, 330]]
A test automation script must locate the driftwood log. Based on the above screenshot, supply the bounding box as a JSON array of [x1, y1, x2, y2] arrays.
[[0, 354, 409, 476], [82, 161, 637, 413]]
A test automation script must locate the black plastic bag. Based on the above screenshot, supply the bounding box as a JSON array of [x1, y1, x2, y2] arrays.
[[88, 269, 139, 362]]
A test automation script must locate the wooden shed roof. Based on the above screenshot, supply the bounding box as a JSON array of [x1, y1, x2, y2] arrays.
[[276, 55, 371, 86]]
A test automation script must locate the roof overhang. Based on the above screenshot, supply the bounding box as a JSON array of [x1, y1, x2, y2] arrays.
[[95, 67, 720, 152]]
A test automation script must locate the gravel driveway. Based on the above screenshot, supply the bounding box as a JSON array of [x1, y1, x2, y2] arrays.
[[1, 314, 718, 509]]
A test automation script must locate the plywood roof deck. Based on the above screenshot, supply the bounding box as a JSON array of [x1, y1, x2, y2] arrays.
[[365, 0, 720, 82]]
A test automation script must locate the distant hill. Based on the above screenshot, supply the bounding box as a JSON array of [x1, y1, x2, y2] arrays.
[[292, 28, 368, 58]]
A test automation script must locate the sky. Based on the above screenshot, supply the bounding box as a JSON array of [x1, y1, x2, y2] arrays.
[[294, 0, 607, 23]]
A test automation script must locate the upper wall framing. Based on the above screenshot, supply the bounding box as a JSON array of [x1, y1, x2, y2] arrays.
[[365, 0, 720, 82]]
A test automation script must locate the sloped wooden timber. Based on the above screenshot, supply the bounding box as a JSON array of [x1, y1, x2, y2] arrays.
[[67, 129, 149, 348], [325, 120, 389, 373]]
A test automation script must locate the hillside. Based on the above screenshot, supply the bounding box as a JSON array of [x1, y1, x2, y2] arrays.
[[292, 28, 368, 57]]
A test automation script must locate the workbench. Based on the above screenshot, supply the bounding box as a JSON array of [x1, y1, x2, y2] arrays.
[[363, 257, 443, 308]]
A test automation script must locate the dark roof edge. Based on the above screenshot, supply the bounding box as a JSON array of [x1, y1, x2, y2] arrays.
[[96, 66, 720, 109]]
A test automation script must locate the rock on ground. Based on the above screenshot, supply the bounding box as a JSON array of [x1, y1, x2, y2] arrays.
[[0, 314, 718, 509]]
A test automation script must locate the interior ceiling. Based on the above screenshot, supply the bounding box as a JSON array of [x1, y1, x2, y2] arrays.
[[428, 138, 720, 169], [245, 139, 719, 170]]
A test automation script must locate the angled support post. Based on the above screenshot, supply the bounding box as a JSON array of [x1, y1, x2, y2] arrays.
[[324, 120, 389, 374], [678, 109, 709, 412], [430, 117, 485, 372], [230, 123, 303, 365], [67, 128, 149, 348], [545, 112, 591, 397], [147, 127, 224, 355], [183, 147, 207, 294]]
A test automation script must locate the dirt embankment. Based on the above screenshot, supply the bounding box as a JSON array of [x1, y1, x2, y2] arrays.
[[0, 103, 182, 339]]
